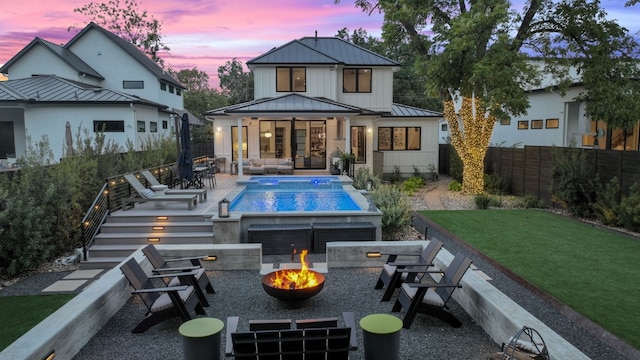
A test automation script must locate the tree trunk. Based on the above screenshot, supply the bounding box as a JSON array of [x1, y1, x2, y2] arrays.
[[443, 97, 496, 195]]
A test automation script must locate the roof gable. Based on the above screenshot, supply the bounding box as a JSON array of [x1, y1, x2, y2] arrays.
[[65, 22, 183, 89], [0, 38, 103, 80], [248, 37, 399, 67]]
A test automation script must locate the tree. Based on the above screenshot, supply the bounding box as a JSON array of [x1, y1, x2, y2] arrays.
[[340, 0, 640, 194], [71, 0, 169, 66], [218, 59, 254, 105]]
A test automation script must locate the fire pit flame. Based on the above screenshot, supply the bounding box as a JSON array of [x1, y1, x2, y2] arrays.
[[270, 250, 319, 290], [262, 249, 325, 302]]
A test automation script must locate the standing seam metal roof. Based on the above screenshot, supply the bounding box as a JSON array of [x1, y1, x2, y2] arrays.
[[248, 37, 399, 66], [0, 75, 166, 107]]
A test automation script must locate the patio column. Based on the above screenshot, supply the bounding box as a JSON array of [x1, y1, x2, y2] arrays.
[[237, 116, 243, 176], [345, 116, 351, 154]]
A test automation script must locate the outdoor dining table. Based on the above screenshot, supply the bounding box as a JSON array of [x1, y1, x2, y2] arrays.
[[188, 166, 208, 189]]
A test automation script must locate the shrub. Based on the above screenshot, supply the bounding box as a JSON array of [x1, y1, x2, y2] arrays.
[[353, 167, 382, 190], [516, 195, 546, 209], [448, 180, 462, 191], [402, 176, 425, 195], [388, 165, 402, 184], [593, 177, 621, 226], [371, 184, 412, 239], [618, 183, 640, 232], [488, 196, 503, 208], [474, 194, 492, 209], [484, 172, 509, 195], [550, 147, 596, 217]]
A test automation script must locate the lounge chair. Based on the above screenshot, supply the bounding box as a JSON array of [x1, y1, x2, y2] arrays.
[[119, 258, 206, 333], [375, 238, 443, 301], [391, 252, 472, 329], [140, 170, 207, 202], [122, 173, 198, 210], [141, 244, 215, 306]]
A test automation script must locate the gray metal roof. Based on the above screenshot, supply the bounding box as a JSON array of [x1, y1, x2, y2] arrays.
[[174, 109, 204, 126], [248, 37, 399, 66], [66, 23, 184, 89], [387, 103, 443, 118], [0, 38, 104, 80], [206, 94, 363, 116], [0, 75, 166, 108]]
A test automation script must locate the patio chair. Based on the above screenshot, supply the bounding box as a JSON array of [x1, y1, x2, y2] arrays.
[[141, 244, 215, 306], [122, 173, 198, 210], [119, 258, 206, 333], [140, 170, 207, 202], [391, 252, 472, 329], [375, 238, 443, 301]]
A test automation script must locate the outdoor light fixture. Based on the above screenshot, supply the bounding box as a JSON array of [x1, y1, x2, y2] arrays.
[[147, 238, 160, 243], [216, 127, 221, 133], [156, 216, 168, 221], [203, 255, 217, 261], [218, 198, 230, 218], [366, 252, 382, 258], [152, 226, 164, 231]]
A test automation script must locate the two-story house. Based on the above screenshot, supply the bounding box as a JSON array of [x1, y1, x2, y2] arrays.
[[205, 35, 442, 177], [0, 22, 186, 163]]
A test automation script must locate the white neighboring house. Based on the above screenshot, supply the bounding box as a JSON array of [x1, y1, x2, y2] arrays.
[[0, 22, 186, 163], [205, 36, 443, 176]]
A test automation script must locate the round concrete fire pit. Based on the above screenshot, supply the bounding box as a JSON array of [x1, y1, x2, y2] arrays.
[[262, 270, 325, 302]]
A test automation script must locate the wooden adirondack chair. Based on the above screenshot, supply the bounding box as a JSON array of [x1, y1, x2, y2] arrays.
[[375, 238, 444, 301], [119, 258, 206, 333], [391, 252, 472, 329], [141, 244, 215, 307]]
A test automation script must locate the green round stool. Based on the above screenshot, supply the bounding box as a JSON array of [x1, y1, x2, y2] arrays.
[[179, 317, 224, 360], [359, 313, 403, 360]]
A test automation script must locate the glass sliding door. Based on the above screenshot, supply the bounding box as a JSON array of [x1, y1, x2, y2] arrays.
[[294, 120, 326, 169]]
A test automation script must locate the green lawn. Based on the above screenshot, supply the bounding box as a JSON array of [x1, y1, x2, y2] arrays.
[[422, 209, 640, 349], [0, 294, 75, 351]]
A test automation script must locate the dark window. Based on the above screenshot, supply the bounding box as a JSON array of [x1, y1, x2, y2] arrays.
[[169, 85, 174, 93], [441, 123, 448, 131], [176, 89, 182, 96], [0, 122, 16, 157], [93, 120, 124, 132], [350, 126, 366, 162], [276, 67, 306, 92], [378, 127, 421, 150], [162, 120, 168, 129], [137, 121, 145, 132], [517, 120, 529, 130], [160, 82, 167, 91], [123, 81, 144, 89], [150, 122, 158, 133], [343, 68, 372, 93]]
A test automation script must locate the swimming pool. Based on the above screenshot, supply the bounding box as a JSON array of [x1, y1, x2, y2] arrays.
[[230, 176, 361, 212]]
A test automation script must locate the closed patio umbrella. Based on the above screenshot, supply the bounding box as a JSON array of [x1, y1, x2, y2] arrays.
[[177, 113, 193, 187], [65, 121, 73, 157]]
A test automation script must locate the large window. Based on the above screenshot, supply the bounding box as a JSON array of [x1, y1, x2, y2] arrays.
[[378, 127, 421, 150], [276, 67, 306, 92], [150, 122, 158, 133], [137, 121, 145, 132], [350, 126, 366, 162], [123, 80, 144, 89], [343, 68, 372, 93], [93, 120, 124, 132], [0, 122, 15, 158]]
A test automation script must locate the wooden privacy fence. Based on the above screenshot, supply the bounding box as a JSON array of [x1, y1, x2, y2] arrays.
[[484, 146, 640, 204]]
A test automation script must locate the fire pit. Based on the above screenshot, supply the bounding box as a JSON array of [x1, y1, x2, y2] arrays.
[[262, 250, 325, 302]]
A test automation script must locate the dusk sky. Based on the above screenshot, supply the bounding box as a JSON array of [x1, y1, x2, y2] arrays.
[[1, 0, 638, 88]]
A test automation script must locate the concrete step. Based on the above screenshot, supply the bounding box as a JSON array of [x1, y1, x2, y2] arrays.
[[99, 222, 212, 233], [105, 214, 210, 223], [93, 232, 214, 245]]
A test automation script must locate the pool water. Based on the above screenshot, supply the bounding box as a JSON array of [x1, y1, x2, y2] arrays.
[[230, 177, 361, 212]]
